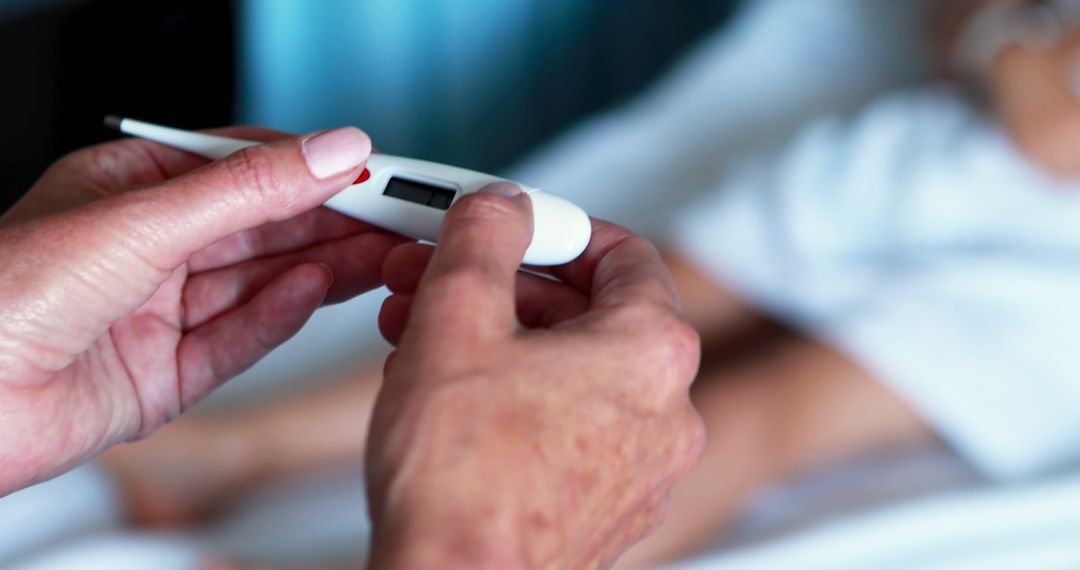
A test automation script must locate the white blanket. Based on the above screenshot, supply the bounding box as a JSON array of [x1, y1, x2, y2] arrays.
[[672, 88, 1080, 481]]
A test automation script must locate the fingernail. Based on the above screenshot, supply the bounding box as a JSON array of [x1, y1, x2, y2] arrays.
[[314, 262, 335, 288], [478, 182, 524, 198], [302, 127, 371, 180]]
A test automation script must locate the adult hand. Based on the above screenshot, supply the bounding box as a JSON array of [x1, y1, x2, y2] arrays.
[[368, 184, 705, 569], [0, 126, 399, 494], [992, 35, 1080, 176]]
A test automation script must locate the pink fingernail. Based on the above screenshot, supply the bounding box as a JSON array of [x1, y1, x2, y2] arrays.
[[302, 127, 371, 180], [477, 182, 524, 198]]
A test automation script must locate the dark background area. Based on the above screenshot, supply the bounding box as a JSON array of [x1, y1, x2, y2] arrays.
[[0, 0, 737, 212], [0, 0, 234, 210]]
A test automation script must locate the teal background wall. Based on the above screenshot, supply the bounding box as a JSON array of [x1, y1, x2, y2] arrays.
[[238, 0, 738, 172]]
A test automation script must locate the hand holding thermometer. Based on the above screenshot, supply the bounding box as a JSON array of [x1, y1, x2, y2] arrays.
[[105, 117, 592, 266]]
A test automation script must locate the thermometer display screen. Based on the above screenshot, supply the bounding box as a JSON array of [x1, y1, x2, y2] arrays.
[[384, 177, 456, 210]]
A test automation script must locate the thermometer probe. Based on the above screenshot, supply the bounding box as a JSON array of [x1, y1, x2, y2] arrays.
[[105, 117, 592, 266]]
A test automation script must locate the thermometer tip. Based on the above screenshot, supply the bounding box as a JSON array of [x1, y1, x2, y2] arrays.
[[103, 115, 123, 131]]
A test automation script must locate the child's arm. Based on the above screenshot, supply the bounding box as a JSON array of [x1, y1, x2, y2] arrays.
[[616, 257, 935, 568]]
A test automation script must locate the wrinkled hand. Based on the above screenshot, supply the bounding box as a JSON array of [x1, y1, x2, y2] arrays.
[[992, 35, 1080, 176], [367, 184, 705, 569], [0, 126, 399, 493]]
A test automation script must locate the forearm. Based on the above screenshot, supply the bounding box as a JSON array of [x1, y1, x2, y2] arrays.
[[750, 343, 933, 477], [237, 364, 384, 481], [618, 338, 933, 568], [665, 256, 933, 480]]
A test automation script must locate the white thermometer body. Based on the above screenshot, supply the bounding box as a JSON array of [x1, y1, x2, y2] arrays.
[[109, 117, 591, 266]]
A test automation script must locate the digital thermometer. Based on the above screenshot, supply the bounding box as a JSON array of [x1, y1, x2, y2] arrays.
[[105, 117, 592, 266]]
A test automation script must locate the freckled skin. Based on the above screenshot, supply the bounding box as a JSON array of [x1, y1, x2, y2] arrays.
[[0, 126, 396, 495], [368, 195, 705, 570], [0, 125, 703, 569]]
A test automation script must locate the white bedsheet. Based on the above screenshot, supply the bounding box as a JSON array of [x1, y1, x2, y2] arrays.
[[671, 469, 1080, 570]]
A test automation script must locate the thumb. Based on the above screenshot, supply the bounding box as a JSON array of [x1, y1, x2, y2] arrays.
[[405, 183, 534, 344]]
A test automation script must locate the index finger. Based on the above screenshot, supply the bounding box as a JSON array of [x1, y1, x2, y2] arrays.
[[2, 126, 295, 227], [101, 125, 293, 187], [551, 219, 681, 311], [120, 125, 294, 182]]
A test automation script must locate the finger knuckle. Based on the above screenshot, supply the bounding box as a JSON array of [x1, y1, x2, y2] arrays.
[[450, 193, 525, 226], [677, 408, 707, 473], [645, 498, 672, 536], [48, 145, 122, 189], [225, 147, 293, 210], [608, 302, 668, 330], [623, 499, 671, 549], [625, 234, 663, 259], [656, 409, 706, 480], [51, 146, 97, 173], [614, 304, 701, 386], [663, 317, 702, 381]]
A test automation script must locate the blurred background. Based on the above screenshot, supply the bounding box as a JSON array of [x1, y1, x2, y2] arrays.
[[6, 0, 1080, 569], [0, 0, 736, 209]]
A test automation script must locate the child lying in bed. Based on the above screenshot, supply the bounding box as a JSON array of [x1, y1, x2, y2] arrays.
[[98, 1, 1080, 568], [618, 3, 1080, 564]]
